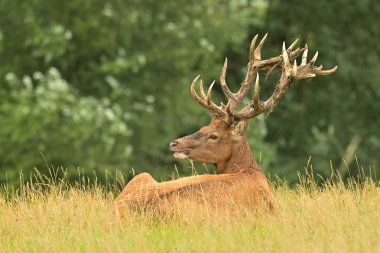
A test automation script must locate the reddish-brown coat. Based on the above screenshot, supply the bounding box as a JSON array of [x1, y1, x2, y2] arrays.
[[112, 118, 275, 215]]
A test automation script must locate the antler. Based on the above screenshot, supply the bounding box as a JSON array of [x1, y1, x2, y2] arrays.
[[190, 76, 227, 116], [219, 34, 265, 110], [233, 43, 337, 120], [190, 34, 337, 121]]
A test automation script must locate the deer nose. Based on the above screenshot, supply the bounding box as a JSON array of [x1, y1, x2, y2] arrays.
[[169, 140, 178, 149]]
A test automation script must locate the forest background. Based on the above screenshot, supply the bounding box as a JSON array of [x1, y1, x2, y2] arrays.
[[0, 0, 378, 186]]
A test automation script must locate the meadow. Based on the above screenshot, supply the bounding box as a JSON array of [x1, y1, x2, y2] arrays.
[[0, 171, 379, 253]]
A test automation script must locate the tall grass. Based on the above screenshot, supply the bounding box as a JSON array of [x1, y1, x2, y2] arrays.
[[0, 169, 379, 253]]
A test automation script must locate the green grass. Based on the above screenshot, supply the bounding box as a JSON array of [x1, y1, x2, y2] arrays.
[[0, 174, 379, 253]]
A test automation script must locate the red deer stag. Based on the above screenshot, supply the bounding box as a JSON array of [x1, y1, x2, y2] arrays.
[[112, 34, 337, 215]]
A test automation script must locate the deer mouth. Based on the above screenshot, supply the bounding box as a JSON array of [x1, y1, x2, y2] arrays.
[[173, 150, 191, 159]]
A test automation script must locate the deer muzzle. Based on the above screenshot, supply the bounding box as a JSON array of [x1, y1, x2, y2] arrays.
[[169, 140, 191, 159]]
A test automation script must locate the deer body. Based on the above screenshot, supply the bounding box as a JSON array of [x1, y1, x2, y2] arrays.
[[113, 118, 274, 214], [113, 170, 274, 214], [113, 34, 337, 215]]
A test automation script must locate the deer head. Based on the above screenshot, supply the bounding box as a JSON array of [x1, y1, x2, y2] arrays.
[[170, 34, 337, 173]]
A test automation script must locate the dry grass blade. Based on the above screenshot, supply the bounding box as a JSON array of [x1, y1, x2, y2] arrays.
[[0, 171, 379, 253]]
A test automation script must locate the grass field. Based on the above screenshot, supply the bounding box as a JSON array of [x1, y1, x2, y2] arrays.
[[0, 172, 379, 253]]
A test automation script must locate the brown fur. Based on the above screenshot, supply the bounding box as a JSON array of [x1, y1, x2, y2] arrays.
[[112, 118, 275, 216], [113, 171, 274, 216]]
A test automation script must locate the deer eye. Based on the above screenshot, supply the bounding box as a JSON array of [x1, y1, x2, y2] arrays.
[[208, 134, 218, 140]]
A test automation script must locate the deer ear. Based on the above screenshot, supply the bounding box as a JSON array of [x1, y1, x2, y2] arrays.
[[232, 120, 247, 137]]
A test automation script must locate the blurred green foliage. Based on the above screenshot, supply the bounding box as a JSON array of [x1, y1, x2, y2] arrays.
[[0, 0, 378, 185], [261, 0, 380, 180], [0, 68, 130, 183]]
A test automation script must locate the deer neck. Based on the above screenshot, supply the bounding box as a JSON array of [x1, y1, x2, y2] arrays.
[[216, 138, 259, 174]]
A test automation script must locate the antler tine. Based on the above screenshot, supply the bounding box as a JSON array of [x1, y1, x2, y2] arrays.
[[314, 66, 338, 75], [287, 38, 299, 51], [199, 79, 207, 99], [282, 42, 291, 69], [249, 34, 259, 62], [293, 60, 298, 76], [252, 73, 260, 108], [190, 75, 204, 102], [301, 44, 308, 66], [225, 99, 233, 116], [254, 33, 268, 60], [309, 51, 318, 65], [191, 75, 226, 116], [206, 80, 216, 105], [220, 58, 236, 101]]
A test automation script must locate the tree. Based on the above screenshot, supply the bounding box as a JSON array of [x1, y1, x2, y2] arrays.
[[255, 0, 380, 182], [0, 0, 268, 185]]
